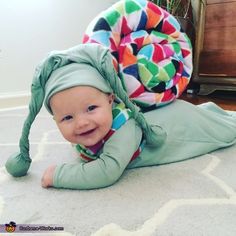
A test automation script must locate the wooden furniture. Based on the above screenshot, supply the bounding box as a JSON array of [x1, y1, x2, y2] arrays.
[[193, 0, 236, 95]]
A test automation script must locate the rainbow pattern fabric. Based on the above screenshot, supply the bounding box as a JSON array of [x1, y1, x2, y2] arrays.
[[83, 0, 193, 109]]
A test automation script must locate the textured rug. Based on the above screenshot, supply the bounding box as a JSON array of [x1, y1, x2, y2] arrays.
[[0, 106, 236, 236]]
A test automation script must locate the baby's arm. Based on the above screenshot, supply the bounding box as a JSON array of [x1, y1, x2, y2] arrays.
[[42, 119, 142, 190]]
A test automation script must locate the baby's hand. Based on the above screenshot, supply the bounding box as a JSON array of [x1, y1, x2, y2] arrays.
[[41, 165, 56, 188]]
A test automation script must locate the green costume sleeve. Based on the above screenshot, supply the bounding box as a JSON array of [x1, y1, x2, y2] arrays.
[[53, 119, 142, 189]]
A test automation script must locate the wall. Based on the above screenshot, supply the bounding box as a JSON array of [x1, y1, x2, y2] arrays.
[[0, 0, 115, 100]]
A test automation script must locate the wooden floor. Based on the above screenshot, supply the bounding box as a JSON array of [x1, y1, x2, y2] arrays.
[[179, 91, 236, 111]]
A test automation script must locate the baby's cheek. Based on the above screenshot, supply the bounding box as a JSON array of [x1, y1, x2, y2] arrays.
[[58, 125, 71, 141]]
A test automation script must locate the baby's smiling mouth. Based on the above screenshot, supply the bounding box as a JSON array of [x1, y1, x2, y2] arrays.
[[79, 128, 96, 136]]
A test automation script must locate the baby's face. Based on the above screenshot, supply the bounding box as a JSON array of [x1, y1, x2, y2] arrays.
[[50, 86, 114, 147]]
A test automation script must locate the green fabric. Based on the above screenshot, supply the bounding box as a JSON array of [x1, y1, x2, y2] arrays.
[[129, 100, 236, 168], [44, 63, 112, 114], [53, 100, 236, 189]]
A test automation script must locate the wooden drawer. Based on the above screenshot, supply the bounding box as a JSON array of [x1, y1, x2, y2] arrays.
[[203, 1, 236, 51], [199, 50, 236, 77], [193, 0, 236, 95], [199, 0, 236, 76]]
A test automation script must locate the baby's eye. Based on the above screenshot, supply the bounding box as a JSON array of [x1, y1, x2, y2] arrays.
[[87, 105, 97, 112], [62, 115, 73, 122]]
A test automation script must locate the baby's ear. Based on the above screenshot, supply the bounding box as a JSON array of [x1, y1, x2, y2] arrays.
[[108, 93, 114, 104]]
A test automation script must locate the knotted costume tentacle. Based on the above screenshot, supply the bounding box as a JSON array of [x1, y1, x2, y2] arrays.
[[83, 0, 193, 109]]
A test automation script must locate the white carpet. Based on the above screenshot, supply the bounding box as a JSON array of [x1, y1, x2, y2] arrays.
[[0, 106, 236, 236]]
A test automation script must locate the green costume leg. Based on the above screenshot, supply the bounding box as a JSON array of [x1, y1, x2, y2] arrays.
[[129, 100, 236, 168]]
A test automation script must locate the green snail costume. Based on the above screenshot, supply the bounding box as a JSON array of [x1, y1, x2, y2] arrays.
[[5, 44, 236, 190]]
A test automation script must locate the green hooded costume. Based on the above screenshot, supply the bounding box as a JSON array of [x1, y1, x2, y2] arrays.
[[5, 44, 236, 189]]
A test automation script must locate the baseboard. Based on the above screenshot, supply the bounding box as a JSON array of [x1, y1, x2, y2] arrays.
[[0, 92, 30, 109]]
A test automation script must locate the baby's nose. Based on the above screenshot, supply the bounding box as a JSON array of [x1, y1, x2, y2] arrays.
[[75, 116, 89, 129]]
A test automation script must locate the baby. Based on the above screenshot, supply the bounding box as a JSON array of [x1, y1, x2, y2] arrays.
[[42, 85, 114, 188], [5, 44, 236, 190]]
